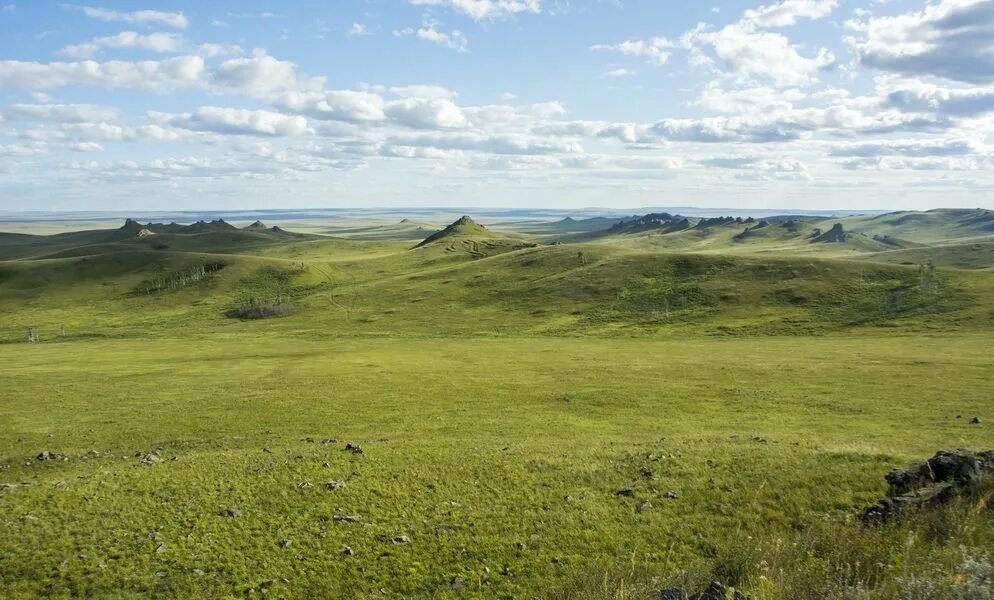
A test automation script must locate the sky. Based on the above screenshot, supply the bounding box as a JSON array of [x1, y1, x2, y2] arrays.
[[1, 0, 993, 212]]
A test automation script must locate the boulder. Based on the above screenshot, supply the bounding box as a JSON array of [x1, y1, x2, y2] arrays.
[[862, 449, 994, 523]]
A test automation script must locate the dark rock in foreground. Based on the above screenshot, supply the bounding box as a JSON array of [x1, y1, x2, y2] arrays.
[[861, 449, 994, 523]]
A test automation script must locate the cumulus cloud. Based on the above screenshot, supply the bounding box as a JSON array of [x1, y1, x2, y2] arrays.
[[162, 107, 311, 137], [408, 0, 541, 21], [275, 90, 387, 122], [0, 55, 207, 91], [591, 38, 673, 66], [2, 103, 120, 123], [828, 138, 981, 158], [601, 1, 838, 84], [69, 141, 104, 152], [384, 97, 469, 129], [60, 31, 186, 59], [848, 0, 994, 84], [61, 4, 189, 29], [742, 0, 838, 28], [394, 19, 468, 52], [682, 23, 835, 86]]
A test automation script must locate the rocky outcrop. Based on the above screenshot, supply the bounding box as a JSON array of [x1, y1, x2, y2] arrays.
[[861, 449, 994, 523], [811, 223, 847, 243]]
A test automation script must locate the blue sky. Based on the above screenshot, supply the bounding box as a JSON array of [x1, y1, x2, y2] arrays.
[[1, 0, 993, 211]]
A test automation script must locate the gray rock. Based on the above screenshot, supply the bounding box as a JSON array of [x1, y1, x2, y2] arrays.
[[0, 483, 18, 492], [297, 481, 313, 489], [653, 589, 688, 600], [667, 490, 681, 499], [615, 488, 636, 497], [971, 416, 982, 424], [333, 514, 359, 523], [278, 539, 292, 548], [141, 452, 161, 466], [219, 507, 242, 518], [863, 449, 994, 522], [696, 581, 727, 600], [36, 451, 66, 462], [391, 535, 411, 544], [342, 546, 354, 556], [636, 500, 653, 513], [325, 480, 345, 491], [345, 443, 363, 455], [155, 543, 168, 554]]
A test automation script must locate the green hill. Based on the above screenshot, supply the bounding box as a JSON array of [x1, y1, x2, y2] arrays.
[[412, 215, 538, 257]]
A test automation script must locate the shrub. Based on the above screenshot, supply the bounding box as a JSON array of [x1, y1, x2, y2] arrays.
[[225, 301, 296, 320]]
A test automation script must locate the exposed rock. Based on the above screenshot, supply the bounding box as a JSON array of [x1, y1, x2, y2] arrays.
[[325, 480, 345, 491], [342, 546, 354, 556], [697, 581, 728, 600], [219, 507, 242, 518], [450, 577, 466, 589], [391, 535, 411, 544], [654, 581, 738, 600], [0, 483, 17, 492], [811, 223, 848, 243], [333, 514, 359, 523], [297, 481, 313, 489], [36, 451, 66, 462], [141, 451, 161, 466], [667, 490, 681, 499], [971, 416, 982, 424], [636, 500, 653, 513], [278, 539, 292, 548], [615, 488, 636, 497], [862, 449, 994, 523], [155, 543, 168, 554], [321, 438, 338, 444], [345, 443, 363, 455]]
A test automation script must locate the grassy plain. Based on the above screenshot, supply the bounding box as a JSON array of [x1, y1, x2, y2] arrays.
[[1, 209, 992, 598]]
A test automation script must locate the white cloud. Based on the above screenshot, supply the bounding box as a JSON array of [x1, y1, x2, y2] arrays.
[[395, 19, 468, 52], [3, 103, 120, 123], [69, 141, 104, 152], [0, 55, 207, 92], [848, 0, 994, 83], [60, 31, 186, 59], [683, 23, 835, 86], [1, 5, 15, 15], [389, 85, 459, 100], [742, 0, 839, 28], [163, 107, 311, 137], [210, 50, 324, 98], [591, 38, 673, 66], [0, 51, 320, 99], [384, 97, 469, 129], [605, 68, 637, 77], [828, 138, 981, 158], [61, 4, 189, 29], [275, 90, 387, 122], [408, 0, 541, 21], [348, 23, 370, 36]]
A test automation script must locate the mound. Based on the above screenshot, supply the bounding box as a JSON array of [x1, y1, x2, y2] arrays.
[[245, 220, 268, 230], [414, 215, 492, 248], [811, 223, 848, 243]]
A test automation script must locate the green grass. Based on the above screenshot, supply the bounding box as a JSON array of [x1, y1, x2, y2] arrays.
[[0, 213, 993, 598], [1, 335, 991, 598]]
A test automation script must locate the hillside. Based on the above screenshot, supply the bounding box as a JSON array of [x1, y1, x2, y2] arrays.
[[411, 215, 538, 257], [1, 209, 993, 599]]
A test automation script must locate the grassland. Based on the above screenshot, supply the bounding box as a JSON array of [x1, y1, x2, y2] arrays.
[[1, 210, 993, 598]]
